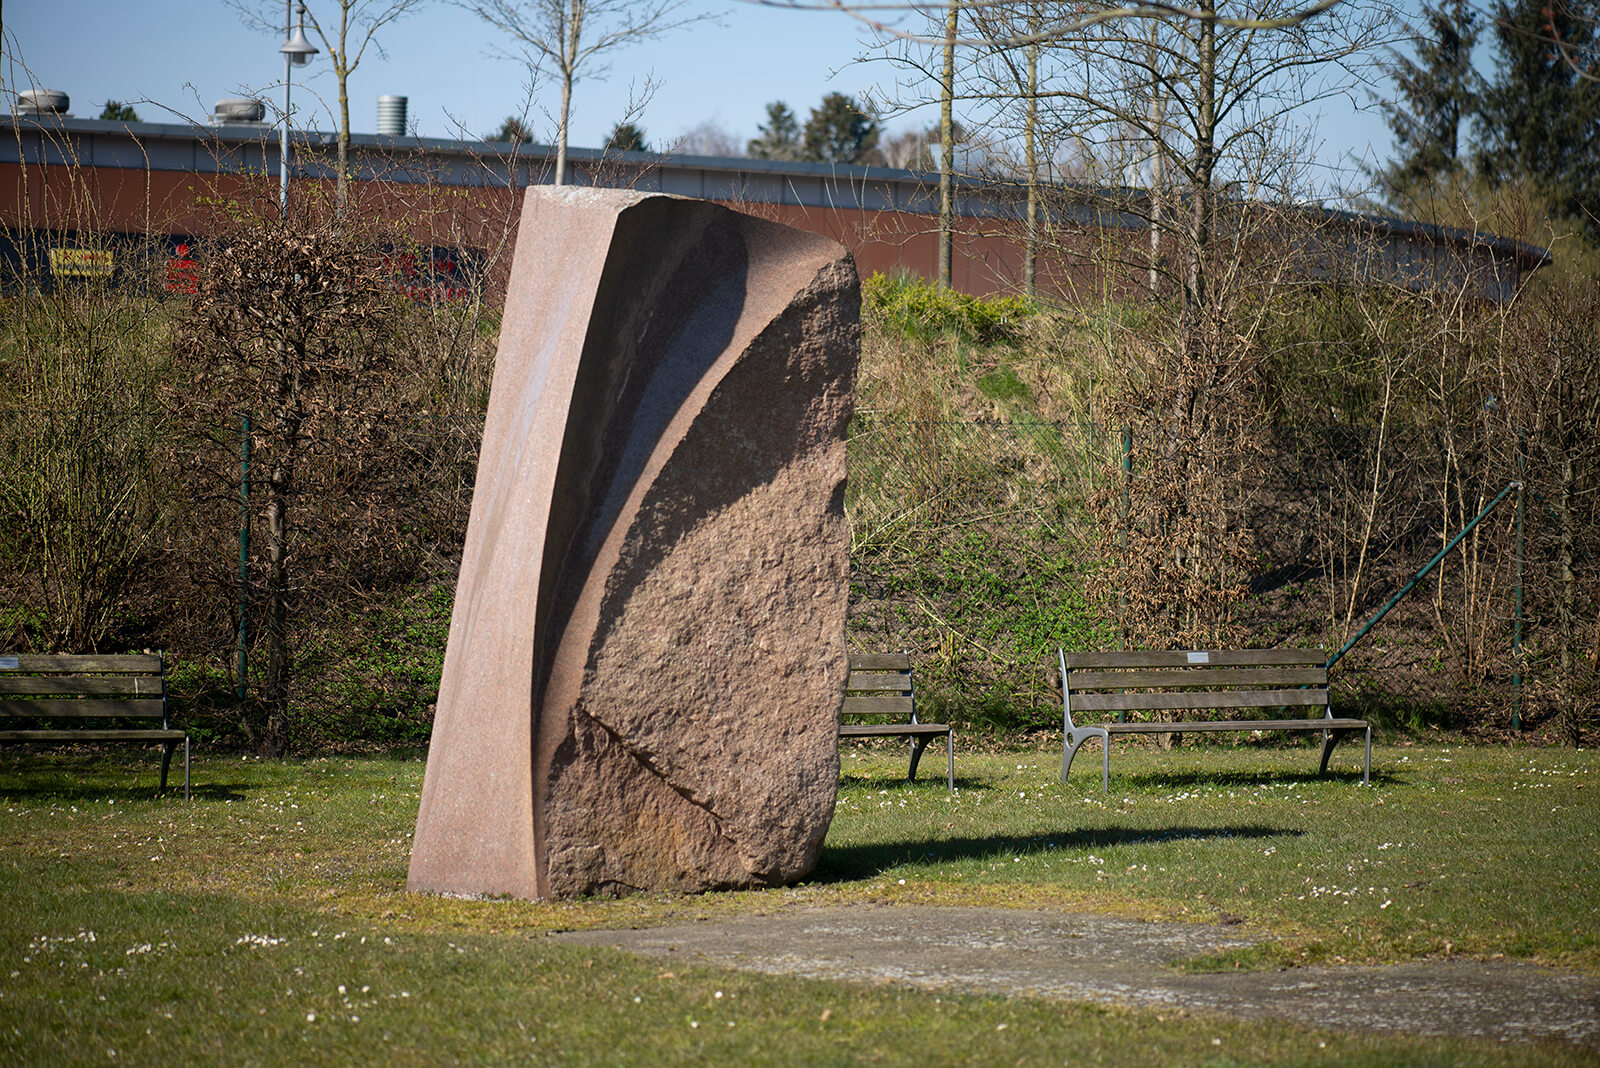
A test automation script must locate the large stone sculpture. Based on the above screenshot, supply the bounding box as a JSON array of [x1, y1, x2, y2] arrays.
[[408, 187, 860, 900]]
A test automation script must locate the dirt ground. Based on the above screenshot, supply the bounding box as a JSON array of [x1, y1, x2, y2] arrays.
[[553, 905, 1600, 1048]]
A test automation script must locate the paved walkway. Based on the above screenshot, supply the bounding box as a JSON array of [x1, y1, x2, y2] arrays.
[[554, 905, 1600, 1048]]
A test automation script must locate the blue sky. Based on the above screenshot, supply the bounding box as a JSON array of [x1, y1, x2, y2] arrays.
[[6, 0, 1396, 197]]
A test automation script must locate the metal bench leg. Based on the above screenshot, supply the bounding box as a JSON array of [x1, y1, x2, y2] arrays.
[[908, 736, 930, 782], [1320, 728, 1372, 785], [945, 730, 954, 792], [1062, 728, 1110, 793], [184, 736, 191, 801], [159, 741, 175, 795]]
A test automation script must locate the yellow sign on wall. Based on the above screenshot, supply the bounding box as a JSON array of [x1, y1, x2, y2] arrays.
[[49, 248, 115, 277]]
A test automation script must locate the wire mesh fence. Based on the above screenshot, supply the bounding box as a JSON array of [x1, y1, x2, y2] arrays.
[[1, 405, 1591, 741], [0, 401, 483, 749], [847, 419, 1589, 734], [845, 417, 1114, 727]]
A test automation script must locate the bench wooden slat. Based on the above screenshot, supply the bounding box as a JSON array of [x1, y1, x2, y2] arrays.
[[0, 729, 187, 742], [1070, 689, 1329, 713], [0, 676, 163, 697], [0, 698, 166, 718], [1067, 667, 1327, 690], [847, 653, 911, 671], [0, 653, 163, 673], [845, 672, 913, 692], [840, 723, 953, 738], [842, 695, 915, 716], [1099, 718, 1369, 734], [1067, 650, 1324, 669]]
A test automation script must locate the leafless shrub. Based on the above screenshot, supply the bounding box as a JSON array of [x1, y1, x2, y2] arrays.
[[174, 192, 409, 755], [1490, 274, 1600, 745]]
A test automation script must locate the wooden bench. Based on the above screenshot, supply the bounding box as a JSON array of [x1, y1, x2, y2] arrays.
[[841, 653, 954, 790], [0, 653, 189, 799], [1058, 648, 1369, 792]]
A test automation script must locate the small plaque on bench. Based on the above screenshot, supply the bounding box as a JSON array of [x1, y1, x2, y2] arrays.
[[0, 658, 17, 670]]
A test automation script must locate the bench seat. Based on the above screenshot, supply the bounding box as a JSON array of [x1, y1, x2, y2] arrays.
[[1059, 648, 1369, 792], [1088, 718, 1371, 734]]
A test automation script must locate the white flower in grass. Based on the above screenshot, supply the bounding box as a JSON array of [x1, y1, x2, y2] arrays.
[[234, 934, 286, 948]]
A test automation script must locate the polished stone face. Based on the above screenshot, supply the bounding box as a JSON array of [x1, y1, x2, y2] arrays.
[[408, 187, 860, 900]]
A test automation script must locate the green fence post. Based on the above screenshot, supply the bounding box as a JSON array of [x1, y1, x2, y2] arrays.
[[237, 414, 250, 702], [1119, 425, 1131, 656], [1513, 432, 1526, 730]]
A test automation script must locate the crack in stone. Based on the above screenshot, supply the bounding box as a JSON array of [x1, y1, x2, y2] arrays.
[[581, 707, 746, 857]]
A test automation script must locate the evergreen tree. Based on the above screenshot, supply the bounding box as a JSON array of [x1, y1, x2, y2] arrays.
[[1373, 0, 1479, 203], [1476, 0, 1600, 231], [98, 100, 140, 122], [801, 92, 880, 165], [489, 115, 533, 143], [747, 101, 801, 160], [605, 122, 648, 153]]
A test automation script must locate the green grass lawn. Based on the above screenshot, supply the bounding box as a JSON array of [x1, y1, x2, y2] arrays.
[[1, 739, 1594, 1065]]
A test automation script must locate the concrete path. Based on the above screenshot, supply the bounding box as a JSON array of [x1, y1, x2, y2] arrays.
[[553, 905, 1600, 1048]]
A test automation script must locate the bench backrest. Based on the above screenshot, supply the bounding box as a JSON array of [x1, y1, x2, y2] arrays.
[[843, 653, 917, 724], [1061, 649, 1328, 719], [0, 654, 168, 727]]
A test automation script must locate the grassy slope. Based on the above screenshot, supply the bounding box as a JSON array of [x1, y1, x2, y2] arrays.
[[1, 742, 1594, 1065]]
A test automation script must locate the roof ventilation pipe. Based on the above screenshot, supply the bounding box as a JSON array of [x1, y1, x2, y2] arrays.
[[214, 98, 266, 125], [17, 90, 70, 115], [377, 95, 407, 137]]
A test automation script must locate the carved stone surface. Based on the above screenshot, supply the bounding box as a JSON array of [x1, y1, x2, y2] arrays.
[[407, 187, 860, 900]]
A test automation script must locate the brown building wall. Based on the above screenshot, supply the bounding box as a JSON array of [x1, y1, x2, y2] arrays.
[[2, 136, 1541, 305], [1, 157, 1121, 302]]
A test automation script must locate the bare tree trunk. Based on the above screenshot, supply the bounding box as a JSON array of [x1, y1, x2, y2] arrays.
[[336, 4, 352, 213], [1023, 21, 1038, 297], [336, 78, 351, 212], [261, 346, 303, 758], [937, 0, 957, 290], [1185, 4, 1216, 330], [556, 70, 572, 186], [555, 0, 584, 187], [262, 463, 291, 758], [1146, 25, 1165, 297], [1558, 396, 1578, 746]]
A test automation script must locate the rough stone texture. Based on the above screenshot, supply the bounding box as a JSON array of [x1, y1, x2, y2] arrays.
[[408, 187, 859, 901]]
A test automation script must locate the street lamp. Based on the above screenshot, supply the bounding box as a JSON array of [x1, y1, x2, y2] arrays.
[[279, 1, 319, 215]]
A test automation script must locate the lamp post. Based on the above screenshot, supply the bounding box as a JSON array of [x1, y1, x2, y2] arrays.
[[279, 1, 319, 216]]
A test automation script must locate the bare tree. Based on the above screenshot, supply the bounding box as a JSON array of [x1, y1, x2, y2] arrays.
[[937, 0, 959, 288], [862, 0, 1388, 639], [1494, 275, 1600, 745], [462, 0, 716, 184], [233, 0, 428, 210], [961, 0, 1062, 296], [670, 118, 743, 157]]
